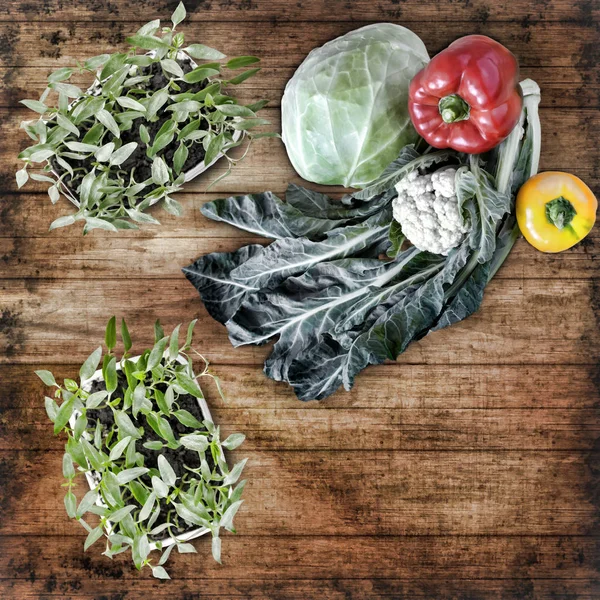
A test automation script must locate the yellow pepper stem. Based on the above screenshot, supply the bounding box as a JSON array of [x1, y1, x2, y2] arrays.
[[545, 196, 576, 230]]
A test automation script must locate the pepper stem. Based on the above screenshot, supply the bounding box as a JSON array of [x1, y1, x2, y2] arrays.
[[438, 94, 471, 123], [545, 196, 577, 230]]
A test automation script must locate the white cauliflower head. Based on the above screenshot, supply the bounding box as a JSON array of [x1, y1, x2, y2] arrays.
[[392, 167, 471, 255]]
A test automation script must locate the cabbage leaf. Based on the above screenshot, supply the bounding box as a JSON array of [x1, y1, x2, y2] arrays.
[[281, 23, 429, 188]]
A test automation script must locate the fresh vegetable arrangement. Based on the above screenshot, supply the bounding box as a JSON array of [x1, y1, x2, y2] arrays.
[[37, 317, 247, 578], [185, 59, 542, 399], [16, 3, 271, 233]]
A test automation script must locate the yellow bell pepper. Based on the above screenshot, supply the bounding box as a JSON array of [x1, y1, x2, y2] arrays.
[[516, 171, 597, 253]]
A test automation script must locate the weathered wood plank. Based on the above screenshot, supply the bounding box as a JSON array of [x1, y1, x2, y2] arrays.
[[1, 450, 598, 536], [1, 0, 598, 23], [0, 278, 598, 367], [4, 65, 598, 111], [0, 222, 597, 280], [2, 366, 600, 452], [2, 364, 598, 410], [4, 406, 600, 451], [1, 20, 598, 103], [6, 108, 600, 197], [2, 576, 599, 600]]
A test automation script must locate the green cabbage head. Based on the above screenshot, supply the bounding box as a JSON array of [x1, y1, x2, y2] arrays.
[[281, 24, 429, 188]]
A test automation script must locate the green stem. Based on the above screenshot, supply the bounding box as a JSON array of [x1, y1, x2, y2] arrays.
[[438, 94, 470, 123], [545, 196, 576, 230]]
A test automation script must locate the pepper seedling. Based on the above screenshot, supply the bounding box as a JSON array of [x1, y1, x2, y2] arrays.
[[17, 2, 273, 233], [37, 317, 247, 579]]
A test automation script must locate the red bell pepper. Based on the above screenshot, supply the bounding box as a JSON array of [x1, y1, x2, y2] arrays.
[[408, 35, 523, 154]]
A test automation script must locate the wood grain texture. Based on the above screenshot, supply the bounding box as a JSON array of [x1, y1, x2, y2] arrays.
[[1, 0, 599, 598], [0, 0, 599, 23], [1, 278, 599, 365]]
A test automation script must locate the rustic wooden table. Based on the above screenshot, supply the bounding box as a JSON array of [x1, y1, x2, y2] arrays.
[[1, 0, 599, 598]]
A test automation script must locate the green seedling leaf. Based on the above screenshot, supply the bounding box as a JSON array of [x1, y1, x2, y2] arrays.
[[36, 370, 57, 387], [116, 467, 149, 485], [48, 67, 73, 83], [56, 112, 80, 137], [64, 491, 77, 518], [64, 378, 79, 392], [215, 104, 256, 118], [115, 410, 141, 439], [222, 433, 246, 451], [21, 99, 48, 114], [16, 168, 28, 189], [86, 390, 108, 409], [158, 544, 175, 566], [151, 156, 170, 186], [212, 535, 222, 564], [84, 54, 110, 70], [48, 185, 60, 204], [137, 19, 160, 36], [84, 526, 104, 551], [223, 458, 248, 486], [109, 436, 132, 461], [152, 476, 169, 498], [183, 66, 220, 83], [171, 1, 186, 26], [110, 505, 136, 523], [139, 491, 156, 521], [180, 433, 209, 453], [80, 346, 102, 381], [184, 44, 225, 60], [132, 381, 147, 418], [173, 409, 203, 429], [65, 141, 99, 153], [161, 58, 184, 78], [126, 34, 168, 51], [184, 319, 197, 349], [147, 336, 168, 371], [104, 356, 118, 393], [152, 566, 170, 580], [232, 118, 271, 131], [109, 142, 137, 166], [158, 455, 177, 486], [96, 109, 120, 138], [143, 440, 163, 451], [176, 372, 204, 398], [226, 56, 260, 69], [146, 88, 170, 120], [49, 215, 76, 231], [129, 480, 149, 506], [219, 499, 243, 531], [227, 67, 260, 85], [74, 413, 87, 440], [173, 142, 188, 174], [121, 318, 132, 352], [77, 489, 99, 517], [54, 396, 76, 434], [116, 96, 147, 112], [50, 82, 82, 98], [45, 396, 59, 422], [95, 142, 115, 163], [62, 453, 75, 478], [105, 316, 117, 351]]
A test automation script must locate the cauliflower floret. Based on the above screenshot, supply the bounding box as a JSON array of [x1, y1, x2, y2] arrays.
[[392, 168, 471, 255]]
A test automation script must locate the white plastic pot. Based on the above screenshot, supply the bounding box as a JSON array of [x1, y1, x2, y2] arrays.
[[69, 353, 214, 550], [52, 51, 242, 209]]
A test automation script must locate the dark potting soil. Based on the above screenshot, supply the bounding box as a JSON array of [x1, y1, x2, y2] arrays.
[[86, 371, 216, 541], [52, 57, 214, 197]]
